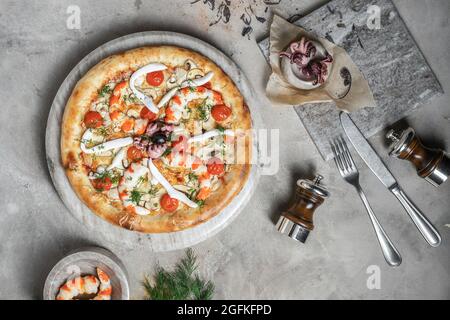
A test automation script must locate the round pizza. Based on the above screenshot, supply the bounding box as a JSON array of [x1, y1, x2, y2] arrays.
[[61, 46, 252, 233]]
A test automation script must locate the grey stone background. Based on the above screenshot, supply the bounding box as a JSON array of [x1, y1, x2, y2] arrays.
[[0, 0, 449, 299]]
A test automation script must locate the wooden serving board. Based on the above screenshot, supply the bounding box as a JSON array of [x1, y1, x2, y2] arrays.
[[45, 31, 261, 252], [258, 0, 443, 160]]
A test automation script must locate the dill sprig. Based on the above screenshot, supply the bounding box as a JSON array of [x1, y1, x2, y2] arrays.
[[196, 98, 212, 121], [143, 249, 214, 300], [98, 84, 112, 97], [130, 189, 142, 204]]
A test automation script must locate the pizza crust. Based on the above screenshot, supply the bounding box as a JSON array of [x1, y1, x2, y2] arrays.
[[61, 46, 252, 233]]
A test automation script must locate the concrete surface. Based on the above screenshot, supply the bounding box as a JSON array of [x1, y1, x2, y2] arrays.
[[0, 0, 449, 300]]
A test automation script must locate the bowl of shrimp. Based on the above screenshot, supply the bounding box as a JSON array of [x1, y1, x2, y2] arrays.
[[43, 246, 129, 300]]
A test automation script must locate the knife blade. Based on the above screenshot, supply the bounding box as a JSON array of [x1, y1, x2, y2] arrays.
[[340, 113, 397, 189], [340, 112, 441, 247]]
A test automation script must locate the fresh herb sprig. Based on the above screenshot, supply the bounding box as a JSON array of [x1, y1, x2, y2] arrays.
[[143, 249, 214, 300], [130, 189, 143, 204], [196, 98, 212, 121], [122, 94, 140, 104], [98, 85, 112, 97]]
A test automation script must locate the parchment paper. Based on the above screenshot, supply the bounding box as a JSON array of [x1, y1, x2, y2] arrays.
[[267, 15, 376, 113]]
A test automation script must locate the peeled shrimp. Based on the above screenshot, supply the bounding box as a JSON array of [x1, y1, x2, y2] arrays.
[[92, 268, 112, 300], [56, 268, 111, 300]]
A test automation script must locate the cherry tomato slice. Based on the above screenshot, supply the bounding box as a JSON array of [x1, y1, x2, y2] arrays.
[[206, 157, 225, 175], [160, 193, 179, 212], [84, 111, 104, 128], [211, 104, 232, 122], [146, 71, 164, 86], [91, 176, 112, 191], [127, 146, 143, 162], [140, 107, 158, 121]]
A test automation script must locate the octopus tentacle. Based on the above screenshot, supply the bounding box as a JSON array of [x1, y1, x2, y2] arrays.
[[280, 37, 334, 85]]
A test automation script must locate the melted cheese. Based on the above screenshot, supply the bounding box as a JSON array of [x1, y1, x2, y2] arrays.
[[188, 129, 234, 143], [148, 159, 198, 208]]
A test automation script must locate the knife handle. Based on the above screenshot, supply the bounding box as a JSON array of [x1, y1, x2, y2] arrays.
[[390, 185, 441, 247]]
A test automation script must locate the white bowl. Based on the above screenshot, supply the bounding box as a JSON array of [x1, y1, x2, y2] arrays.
[[280, 40, 331, 90], [43, 247, 129, 300]]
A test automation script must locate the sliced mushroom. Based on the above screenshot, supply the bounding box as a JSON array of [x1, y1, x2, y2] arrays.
[[184, 59, 198, 70], [187, 68, 205, 80], [166, 77, 178, 89], [167, 73, 178, 84]]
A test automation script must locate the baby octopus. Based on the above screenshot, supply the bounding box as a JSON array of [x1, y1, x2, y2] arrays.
[[133, 121, 174, 159], [280, 37, 333, 85]]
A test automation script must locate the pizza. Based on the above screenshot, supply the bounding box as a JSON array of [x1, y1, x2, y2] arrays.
[[61, 46, 252, 233]]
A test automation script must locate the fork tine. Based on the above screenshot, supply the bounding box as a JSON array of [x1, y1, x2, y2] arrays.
[[340, 138, 356, 169], [336, 138, 350, 170], [331, 139, 347, 174], [330, 141, 344, 173], [335, 138, 348, 171]]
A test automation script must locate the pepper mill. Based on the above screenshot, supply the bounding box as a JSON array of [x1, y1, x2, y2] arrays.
[[276, 175, 329, 243], [387, 128, 450, 187]]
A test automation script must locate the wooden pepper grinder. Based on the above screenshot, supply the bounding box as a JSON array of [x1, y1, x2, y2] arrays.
[[276, 175, 329, 243], [387, 128, 450, 187]]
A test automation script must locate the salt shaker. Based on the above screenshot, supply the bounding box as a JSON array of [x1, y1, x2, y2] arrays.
[[387, 128, 450, 187], [276, 175, 329, 243]]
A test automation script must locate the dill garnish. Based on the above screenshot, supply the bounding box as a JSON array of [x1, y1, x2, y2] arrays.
[[187, 172, 198, 183], [130, 189, 142, 204], [98, 85, 112, 97], [196, 99, 212, 121], [196, 200, 205, 207], [95, 126, 110, 137], [143, 249, 214, 300], [122, 94, 139, 104], [187, 187, 197, 200]]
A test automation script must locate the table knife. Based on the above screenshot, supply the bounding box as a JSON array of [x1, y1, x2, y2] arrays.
[[340, 112, 441, 247]]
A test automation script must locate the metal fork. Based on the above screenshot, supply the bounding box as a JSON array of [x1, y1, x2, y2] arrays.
[[331, 138, 402, 267]]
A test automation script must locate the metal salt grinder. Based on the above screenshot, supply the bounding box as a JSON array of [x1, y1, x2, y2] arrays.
[[276, 175, 329, 243], [387, 128, 450, 187]]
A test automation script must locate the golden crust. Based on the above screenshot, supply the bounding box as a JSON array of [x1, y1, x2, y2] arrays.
[[61, 46, 252, 233]]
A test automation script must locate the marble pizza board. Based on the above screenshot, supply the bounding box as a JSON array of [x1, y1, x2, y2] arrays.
[[258, 0, 443, 160], [45, 31, 262, 252]]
